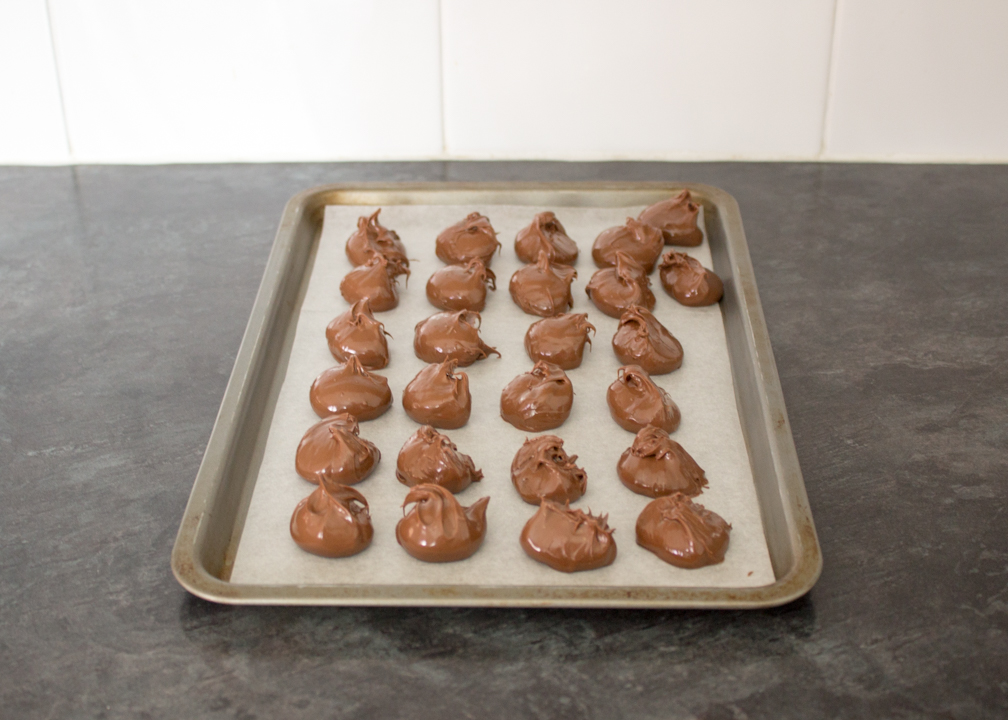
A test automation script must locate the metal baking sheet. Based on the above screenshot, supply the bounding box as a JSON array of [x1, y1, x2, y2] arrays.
[[171, 183, 822, 608]]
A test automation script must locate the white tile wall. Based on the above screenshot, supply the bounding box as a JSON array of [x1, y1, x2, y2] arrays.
[[440, 0, 836, 160], [823, 0, 1008, 161], [47, 0, 443, 163], [0, 0, 70, 164]]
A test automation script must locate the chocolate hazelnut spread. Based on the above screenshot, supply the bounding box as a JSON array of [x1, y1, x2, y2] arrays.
[[395, 425, 483, 493], [340, 253, 410, 312], [638, 190, 703, 247], [290, 483, 374, 558], [611, 305, 683, 375], [591, 217, 664, 271], [413, 310, 500, 367], [295, 413, 381, 487], [500, 361, 574, 432], [636, 493, 730, 568], [585, 251, 656, 318], [658, 250, 724, 307], [510, 435, 587, 505], [508, 251, 577, 317], [520, 501, 616, 573], [617, 425, 707, 498], [396, 484, 490, 562], [524, 313, 595, 370], [345, 208, 409, 267], [514, 211, 579, 265], [325, 298, 391, 369], [606, 365, 680, 433], [425, 258, 496, 312], [402, 359, 472, 429], [435, 212, 501, 267], [309, 356, 393, 421]]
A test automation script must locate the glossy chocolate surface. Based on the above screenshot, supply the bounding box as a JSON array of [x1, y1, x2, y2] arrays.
[[290, 484, 374, 558], [339, 253, 410, 312], [636, 493, 730, 568], [511, 435, 587, 505], [500, 361, 574, 432], [295, 413, 381, 487], [524, 313, 595, 370], [591, 217, 664, 271], [509, 251, 577, 317], [325, 298, 391, 369], [520, 501, 616, 573], [396, 484, 490, 562], [617, 425, 706, 498], [395, 425, 483, 493], [435, 212, 501, 267], [514, 211, 579, 265], [345, 208, 409, 266], [659, 250, 724, 307], [585, 251, 655, 318], [606, 365, 680, 433], [611, 305, 683, 375], [402, 359, 472, 429], [413, 310, 499, 367], [638, 190, 703, 247], [425, 258, 496, 312], [309, 356, 393, 421]]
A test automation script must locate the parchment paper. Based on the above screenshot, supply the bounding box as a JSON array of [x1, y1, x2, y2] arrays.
[[230, 203, 775, 588]]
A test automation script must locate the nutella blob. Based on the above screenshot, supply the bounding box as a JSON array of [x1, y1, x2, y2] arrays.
[[636, 493, 731, 568], [500, 361, 574, 432], [611, 305, 683, 375], [340, 253, 410, 312], [325, 298, 391, 369], [606, 365, 680, 433], [638, 190, 703, 247], [396, 484, 490, 562], [435, 212, 501, 267], [524, 313, 595, 370], [591, 217, 664, 271], [345, 208, 409, 267], [295, 413, 381, 487], [520, 501, 616, 573], [511, 435, 587, 505], [617, 425, 707, 498], [309, 356, 393, 421], [426, 258, 496, 312], [509, 251, 577, 317], [658, 250, 724, 307], [514, 211, 579, 265], [402, 359, 472, 429], [585, 251, 656, 318], [413, 310, 500, 367], [290, 484, 374, 558], [395, 425, 483, 493]]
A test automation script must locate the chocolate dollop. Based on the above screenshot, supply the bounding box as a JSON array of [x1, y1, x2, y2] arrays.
[[295, 413, 381, 487], [520, 501, 617, 573], [611, 305, 683, 375], [591, 217, 664, 271], [617, 425, 707, 498], [413, 310, 499, 367], [509, 251, 577, 317], [396, 484, 490, 562], [425, 258, 496, 312], [514, 211, 579, 265], [345, 208, 409, 267], [340, 253, 410, 312], [435, 212, 501, 267], [309, 356, 393, 421], [402, 359, 472, 429], [638, 190, 703, 247], [585, 251, 656, 318], [511, 435, 587, 505], [290, 484, 374, 558], [658, 250, 724, 307], [395, 425, 484, 493], [325, 298, 391, 369], [636, 493, 731, 568], [500, 361, 574, 432], [606, 365, 680, 433], [524, 313, 595, 370]]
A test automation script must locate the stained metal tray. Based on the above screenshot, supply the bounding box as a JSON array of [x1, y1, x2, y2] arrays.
[[171, 182, 821, 607]]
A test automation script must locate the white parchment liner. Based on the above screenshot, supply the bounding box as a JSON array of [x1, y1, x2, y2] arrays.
[[230, 203, 775, 588]]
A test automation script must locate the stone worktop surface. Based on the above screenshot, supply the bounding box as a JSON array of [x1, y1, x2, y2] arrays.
[[1, 162, 1005, 719]]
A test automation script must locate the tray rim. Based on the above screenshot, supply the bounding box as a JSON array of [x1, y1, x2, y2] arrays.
[[171, 181, 822, 608]]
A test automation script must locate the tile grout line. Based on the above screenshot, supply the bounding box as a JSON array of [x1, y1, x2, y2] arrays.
[[818, 0, 843, 160], [44, 0, 74, 162]]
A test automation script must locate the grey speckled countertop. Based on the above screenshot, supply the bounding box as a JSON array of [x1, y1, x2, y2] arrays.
[[1, 162, 1006, 719]]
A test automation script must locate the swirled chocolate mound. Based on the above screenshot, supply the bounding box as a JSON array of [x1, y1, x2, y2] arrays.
[[511, 435, 587, 505], [606, 365, 680, 433], [524, 313, 595, 370], [500, 361, 574, 432], [402, 359, 471, 429], [611, 305, 683, 375], [340, 253, 410, 312], [435, 212, 501, 267], [395, 425, 483, 493], [591, 217, 664, 271], [413, 310, 499, 367], [309, 356, 392, 421], [290, 484, 373, 558], [345, 208, 409, 267], [638, 190, 703, 247], [514, 211, 578, 265], [585, 251, 655, 318], [396, 484, 490, 562], [509, 251, 577, 317], [295, 413, 381, 486], [426, 258, 496, 312], [658, 250, 724, 306], [520, 501, 616, 573], [325, 298, 391, 369], [636, 493, 730, 568], [617, 425, 706, 498]]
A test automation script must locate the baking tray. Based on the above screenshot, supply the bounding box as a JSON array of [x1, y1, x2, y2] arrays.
[[171, 182, 821, 608]]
